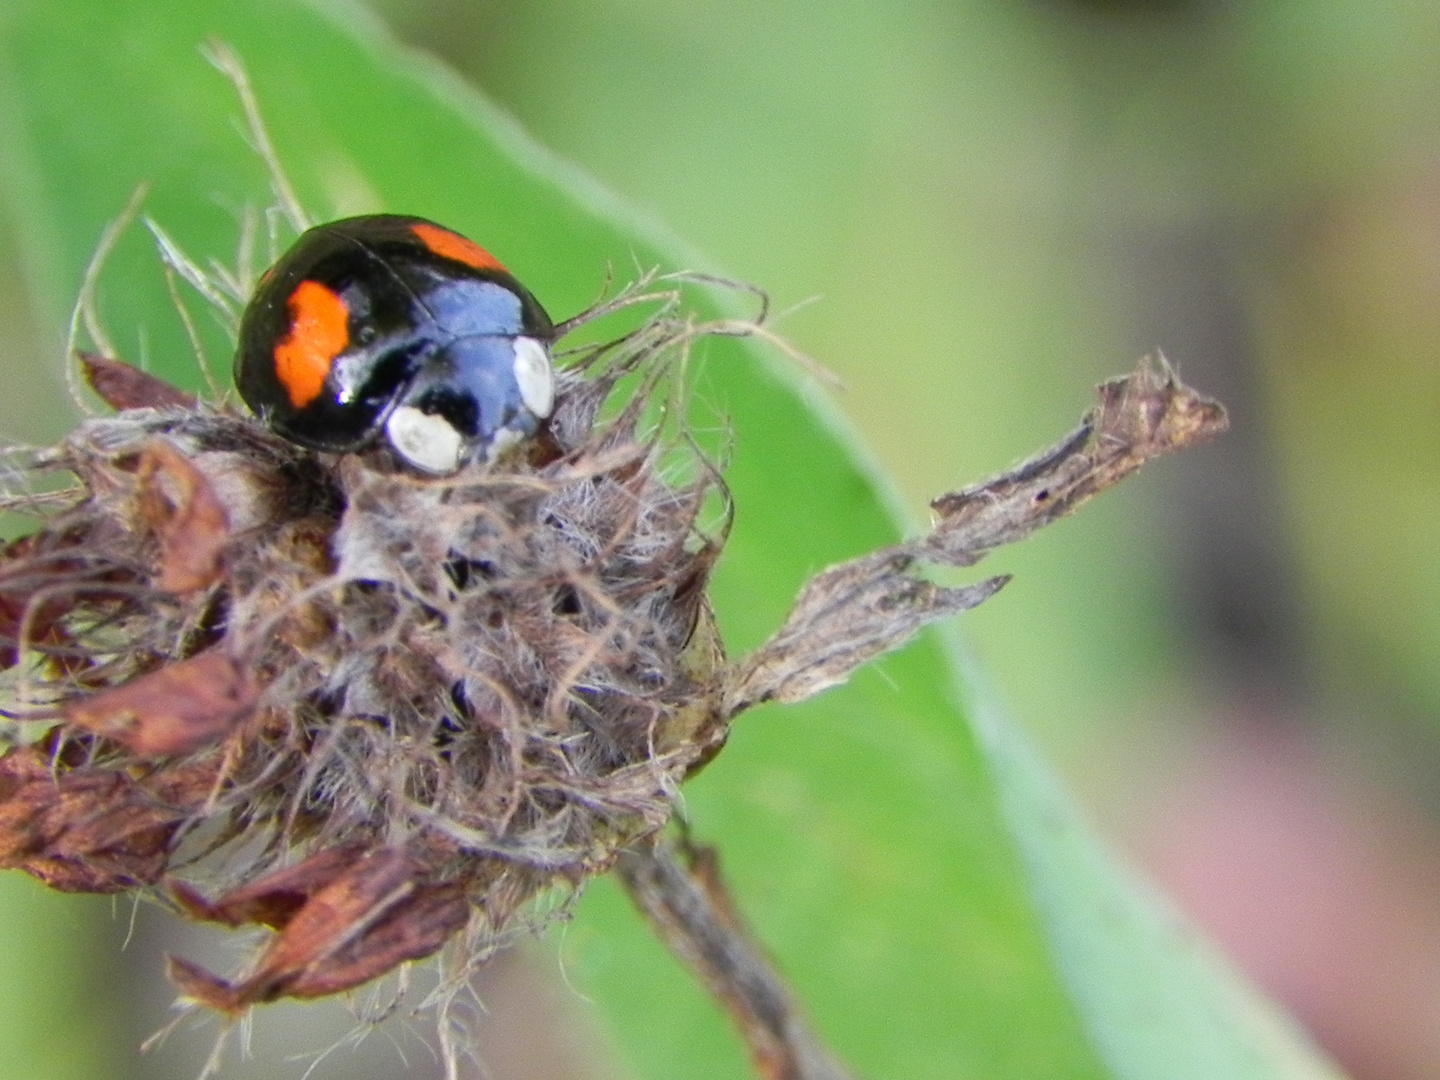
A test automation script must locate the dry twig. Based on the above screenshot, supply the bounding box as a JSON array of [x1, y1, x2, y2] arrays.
[[619, 834, 860, 1080], [726, 353, 1226, 714]]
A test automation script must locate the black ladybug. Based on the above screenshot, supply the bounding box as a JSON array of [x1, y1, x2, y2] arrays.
[[235, 214, 555, 474]]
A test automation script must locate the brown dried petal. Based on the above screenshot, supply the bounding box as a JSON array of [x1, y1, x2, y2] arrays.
[[164, 956, 251, 1016], [79, 352, 198, 411], [284, 880, 470, 1000], [171, 844, 370, 930], [136, 439, 232, 594], [62, 646, 256, 757], [0, 747, 185, 891], [167, 848, 469, 1012]]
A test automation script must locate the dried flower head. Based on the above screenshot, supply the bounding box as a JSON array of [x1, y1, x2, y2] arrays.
[[0, 283, 740, 1013], [0, 314, 1226, 1024]]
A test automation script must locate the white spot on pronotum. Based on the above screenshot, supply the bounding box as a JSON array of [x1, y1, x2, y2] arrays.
[[512, 336, 554, 418], [385, 406, 466, 475]]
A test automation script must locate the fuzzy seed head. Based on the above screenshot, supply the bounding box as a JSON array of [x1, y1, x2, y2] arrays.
[[0, 308, 730, 1012]]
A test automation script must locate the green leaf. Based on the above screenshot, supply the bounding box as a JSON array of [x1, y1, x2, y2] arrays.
[[0, 2, 1342, 1080]]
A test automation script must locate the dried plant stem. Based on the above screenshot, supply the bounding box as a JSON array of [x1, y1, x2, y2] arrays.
[[617, 835, 864, 1080], [724, 353, 1228, 714]]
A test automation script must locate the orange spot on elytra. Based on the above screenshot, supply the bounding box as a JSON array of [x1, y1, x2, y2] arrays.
[[273, 281, 349, 408], [411, 222, 507, 273]]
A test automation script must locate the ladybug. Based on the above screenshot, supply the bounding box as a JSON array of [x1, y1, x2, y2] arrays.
[[235, 214, 555, 474]]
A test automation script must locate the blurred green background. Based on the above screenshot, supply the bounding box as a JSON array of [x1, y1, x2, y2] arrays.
[[3, 1, 1440, 1079], [362, 7, 1440, 1073]]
